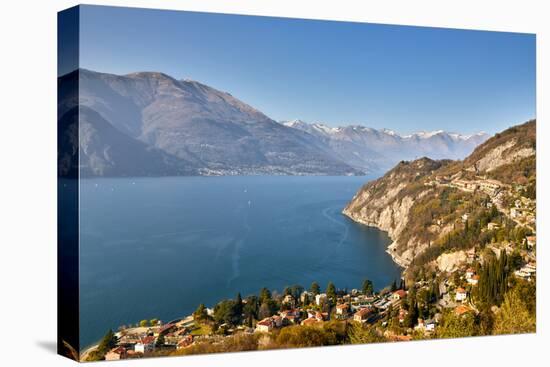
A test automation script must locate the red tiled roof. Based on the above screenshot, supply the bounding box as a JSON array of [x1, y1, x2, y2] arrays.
[[355, 307, 372, 317], [393, 290, 407, 298], [108, 346, 126, 355], [158, 323, 175, 333], [454, 305, 472, 316], [257, 318, 272, 326], [139, 336, 156, 344]]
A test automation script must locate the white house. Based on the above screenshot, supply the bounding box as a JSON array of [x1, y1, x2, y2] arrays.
[[282, 294, 296, 307], [315, 293, 327, 306], [467, 275, 480, 285], [425, 320, 436, 332], [135, 336, 155, 354], [336, 304, 349, 315], [391, 290, 407, 302], [455, 288, 467, 302], [255, 318, 273, 333], [353, 307, 373, 322]]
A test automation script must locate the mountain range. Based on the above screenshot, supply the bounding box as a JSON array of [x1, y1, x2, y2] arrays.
[[343, 119, 536, 272], [281, 120, 488, 173], [58, 69, 489, 177]]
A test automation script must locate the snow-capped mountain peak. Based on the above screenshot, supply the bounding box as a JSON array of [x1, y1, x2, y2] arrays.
[[280, 119, 490, 173]]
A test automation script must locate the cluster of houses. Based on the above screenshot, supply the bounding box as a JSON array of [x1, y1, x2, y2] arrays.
[[436, 265, 478, 318], [428, 174, 537, 235], [428, 175, 505, 197], [103, 317, 196, 361], [253, 289, 410, 334], [510, 197, 536, 228], [254, 289, 418, 340], [514, 262, 537, 281]]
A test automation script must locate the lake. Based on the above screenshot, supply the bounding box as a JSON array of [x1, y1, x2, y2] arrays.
[[78, 175, 401, 348]]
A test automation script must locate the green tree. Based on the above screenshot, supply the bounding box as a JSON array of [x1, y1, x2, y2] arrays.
[[139, 319, 148, 327], [258, 299, 279, 320], [508, 250, 523, 271], [289, 284, 304, 301], [243, 295, 259, 325], [96, 329, 118, 356], [193, 303, 207, 321], [436, 311, 478, 338], [475, 252, 510, 307], [404, 300, 418, 329], [258, 302, 272, 320], [386, 304, 394, 323], [510, 278, 536, 314], [259, 287, 272, 304], [478, 310, 495, 335], [310, 282, 321, 295], [276, 325, 340, 347], [348, 322, 386, 344], [213, 300, 240, 326], [301, 292, 310, 306], [362, 279, 374, 296], [326, 282, 336, 303], [235, 293, 243, 321], [493, 287, 536, 335], [156, 334, 165, 347], [149, 318, 159, 326]]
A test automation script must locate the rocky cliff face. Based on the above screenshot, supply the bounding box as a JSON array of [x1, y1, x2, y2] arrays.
[[343, 158, 447, 267], [343, 120, 536, 269], [464, 120, 536, 173]]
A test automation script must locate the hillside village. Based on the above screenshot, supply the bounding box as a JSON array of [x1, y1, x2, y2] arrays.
[[83, 121, 536, 361], [86, 231, 536, 362]]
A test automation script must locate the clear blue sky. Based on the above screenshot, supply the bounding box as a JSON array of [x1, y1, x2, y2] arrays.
[[77, 5, 535, 135]]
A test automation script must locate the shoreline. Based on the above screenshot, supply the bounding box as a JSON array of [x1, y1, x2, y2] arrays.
[[79, 343, 98, 362], [341, 208, 409, 270], [80, 204, 401, 360]]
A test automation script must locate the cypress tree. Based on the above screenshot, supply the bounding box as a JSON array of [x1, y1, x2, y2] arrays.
[[310, 282, 321, 295], [326, 282, 337, 303]]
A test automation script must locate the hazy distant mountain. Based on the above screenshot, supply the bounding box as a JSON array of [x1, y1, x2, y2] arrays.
[[73, 69, 359, 176], [58, 105, 198, 177], [58, 69, 489, 177], [281, 120, 489, 172]]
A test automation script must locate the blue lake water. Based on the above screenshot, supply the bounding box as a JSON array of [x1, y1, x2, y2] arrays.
[[78, 176, 401, 348]]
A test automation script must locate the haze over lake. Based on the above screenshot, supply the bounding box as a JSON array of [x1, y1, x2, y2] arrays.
[[79, 176, 402, 348]]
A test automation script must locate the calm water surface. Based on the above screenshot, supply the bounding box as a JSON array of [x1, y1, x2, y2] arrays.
[[78, 176, 401, 348]]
